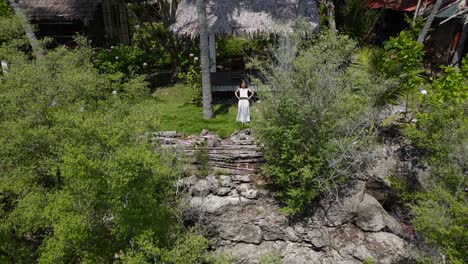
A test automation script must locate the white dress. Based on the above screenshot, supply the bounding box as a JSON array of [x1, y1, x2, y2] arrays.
[[236, 88, 250, 124]]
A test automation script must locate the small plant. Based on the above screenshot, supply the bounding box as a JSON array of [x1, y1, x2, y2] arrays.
[[194, 147, 210, 177], [179, 54, 202, 106], [260, 251, 282, 264], [375, 30, 425, 107]]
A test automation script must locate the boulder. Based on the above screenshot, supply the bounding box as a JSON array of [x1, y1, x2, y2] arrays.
[[232, 175, 252, 183], [234, 225, 263, 244], [218, 175, 232, 187], [305, 228, 329, 248], [192, 179, 210, 197], [355, 194, 405, 235], [216, 187, 231, 196], [364, 232, 410, 264], [237, 183, 258, 199], [189, 194, 255, 216], [322, 181, 366, 226], [206, 175, 219, 192]]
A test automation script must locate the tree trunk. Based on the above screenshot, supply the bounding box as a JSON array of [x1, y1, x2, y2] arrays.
[[197, 0, 214, 119], [412, 0, 423, 27], [297, 0, 306, 18], [7, 0, 44, 59], [126, 1, 187, 82], [451, 19, 468, 67], [326, 0, 336, 33], [417, 0, 443, 43]]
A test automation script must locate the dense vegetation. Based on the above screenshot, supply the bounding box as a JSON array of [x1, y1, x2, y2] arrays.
[[255, 27, 467, 261], [254, 32, 380, 214], [0, 0, 466, 263], [0, 10, 215, 263], [403, 59, 467, 264]]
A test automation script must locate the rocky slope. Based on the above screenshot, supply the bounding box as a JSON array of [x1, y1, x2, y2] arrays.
[[154, 130, 420, 263]]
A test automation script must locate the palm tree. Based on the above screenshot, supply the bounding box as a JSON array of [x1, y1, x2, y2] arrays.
[[338, 0, 378, 41], [197, 0, 214, 119], [417, 0, 443, 43], [7, 0, 44, 59], [324, 0, 336, 32]]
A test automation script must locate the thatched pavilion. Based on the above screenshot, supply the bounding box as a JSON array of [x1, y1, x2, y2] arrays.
[[18, 0, 130, 46], [171, 0, 319, 91]]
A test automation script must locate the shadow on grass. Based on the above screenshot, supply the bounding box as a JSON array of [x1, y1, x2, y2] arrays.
[[214, 104, 233, 116]]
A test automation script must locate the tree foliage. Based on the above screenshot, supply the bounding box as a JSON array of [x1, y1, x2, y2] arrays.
[[254, 32, 380, 214], [337, 0, 378, 42], [374, 30, 425, 106], [0, 20, 208, 262], [403, 56, 468, 263]]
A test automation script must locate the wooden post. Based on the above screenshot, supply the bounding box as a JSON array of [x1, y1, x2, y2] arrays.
[[209, 33, 216, 72]]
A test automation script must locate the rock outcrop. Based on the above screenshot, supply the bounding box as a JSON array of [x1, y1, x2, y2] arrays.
[[155, 130, 419, 263]]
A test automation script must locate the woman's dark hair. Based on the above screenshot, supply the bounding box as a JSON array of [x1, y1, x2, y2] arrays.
[[239, 79, 249, 88]]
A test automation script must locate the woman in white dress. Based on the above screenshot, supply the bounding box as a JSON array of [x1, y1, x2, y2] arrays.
[[235, 80, 254, 124]]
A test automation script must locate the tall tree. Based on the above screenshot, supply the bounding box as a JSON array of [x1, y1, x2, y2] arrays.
[[197, 0, 214, 119], [417, 0, 443, 43], [126, 0, 192, 81], [324, 0, 336, 32]]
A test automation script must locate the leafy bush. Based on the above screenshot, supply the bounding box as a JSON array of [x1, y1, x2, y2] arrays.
[[403, 57, 468, 263], [178, 54, 202, 105], [375, 30, 425, 106], [217, 35, 275, 68], [0, 40, 208, 262], [254, 32, 379, 214], [0, 0, 12, 17], [0, 14, 24, 44], [410, 187, 467, 264], [93, 44, 170, 76], [337, 0, 379, 42]]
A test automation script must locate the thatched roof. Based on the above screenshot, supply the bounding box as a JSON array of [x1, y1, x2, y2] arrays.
[[171, 0, 319, 38], [18, 0, 101, 21]]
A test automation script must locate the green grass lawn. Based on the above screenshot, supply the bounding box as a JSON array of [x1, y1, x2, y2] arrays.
[[154, 84, 256, 138]]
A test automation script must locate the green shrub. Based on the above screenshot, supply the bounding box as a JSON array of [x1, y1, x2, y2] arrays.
[[0, 14, 24, 44], [254, 32, 379, 214], [93, 44, 170, 76], [410, 187, 467, 264], [403, 56, 468, 263], [337, 0, 379, 42], [374, 30, 425, 106], [0, 0, 12, 17], [0, 40, 208, 263], [178, 55, 202, 106]]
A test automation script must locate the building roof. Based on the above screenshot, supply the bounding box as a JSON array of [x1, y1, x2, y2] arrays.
[[367, 0, 435, 11], [18, 0, 101, 21], [171, 0, 319, 38], [367, 0, 463, 12]]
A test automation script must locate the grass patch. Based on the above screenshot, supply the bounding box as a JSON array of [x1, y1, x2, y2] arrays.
[[154, 84, 256, 138]]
